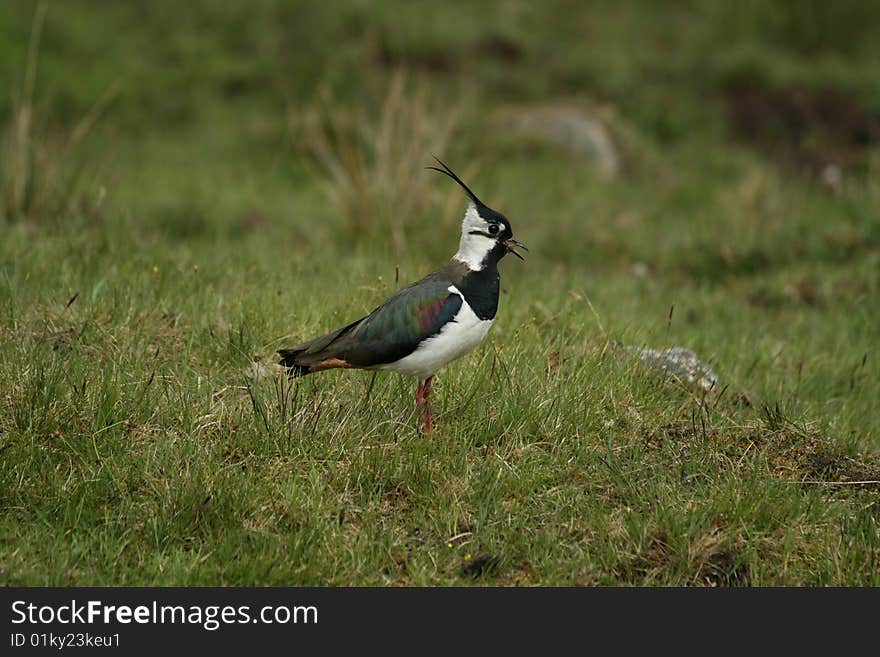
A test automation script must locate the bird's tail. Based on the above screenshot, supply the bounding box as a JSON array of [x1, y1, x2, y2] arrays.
[[278, 348, 312, 378], [278, 318, 363, 378]]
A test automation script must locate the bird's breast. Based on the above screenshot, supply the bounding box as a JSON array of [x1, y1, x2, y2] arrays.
[[456, 267, 500, 320]]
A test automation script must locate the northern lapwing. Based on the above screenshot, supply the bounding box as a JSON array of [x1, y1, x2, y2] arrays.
[[278, 158, 527, 432]]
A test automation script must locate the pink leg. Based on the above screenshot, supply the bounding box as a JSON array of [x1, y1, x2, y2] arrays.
[[416, 376, 434, 433]]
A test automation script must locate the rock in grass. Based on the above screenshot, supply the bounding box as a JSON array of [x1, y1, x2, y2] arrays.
[[244, 360, 279, 380], [627, 346, 718, 391], [500, 103, 620, 177]]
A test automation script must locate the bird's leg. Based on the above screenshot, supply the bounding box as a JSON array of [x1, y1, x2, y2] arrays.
[[416, 376, 434, 433], [423, 376, 433, 431]]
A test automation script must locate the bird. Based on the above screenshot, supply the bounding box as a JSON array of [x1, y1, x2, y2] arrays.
[[278, 158, 527, 433]]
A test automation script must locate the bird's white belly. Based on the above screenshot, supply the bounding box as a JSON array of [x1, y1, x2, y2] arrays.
[[380, 291, 493, 379]]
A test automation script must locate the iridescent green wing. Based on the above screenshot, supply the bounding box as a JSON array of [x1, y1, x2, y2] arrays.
[[338, 277, 462, 367]]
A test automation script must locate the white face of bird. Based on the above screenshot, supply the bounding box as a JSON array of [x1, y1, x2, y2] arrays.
[[427, 158, 526, 269], [454, 203, 499, 270], [454, 202, 526, 270]]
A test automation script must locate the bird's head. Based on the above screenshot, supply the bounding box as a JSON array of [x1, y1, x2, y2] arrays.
[[428, 157, 527, 271]]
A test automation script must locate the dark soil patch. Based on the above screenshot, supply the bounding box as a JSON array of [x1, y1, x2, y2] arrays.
[[643, 415, 880, 489], [616, 530, 674, 582], [725, 79, 880, 186], [376, 43, 455, 73], [755, 428, 880, 486], [460, 553, 501, 579], [475, 34, 525, 62], [802, 450, 880, 485], [619, 527, 750, 586], [690, 528, 751, 587], [695, 545, 749, 586], [644, 423, 717, 448], [42, 326, 76, 351]]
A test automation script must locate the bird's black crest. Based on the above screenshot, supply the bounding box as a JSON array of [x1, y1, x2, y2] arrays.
[[426, 156, 483, 206]]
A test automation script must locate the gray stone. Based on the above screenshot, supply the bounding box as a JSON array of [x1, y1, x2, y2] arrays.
[[627, 346, 719, 391], [501, 103, 620, 177]]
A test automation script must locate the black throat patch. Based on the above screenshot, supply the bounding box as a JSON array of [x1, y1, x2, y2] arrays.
[[457, 261, 501, 320]]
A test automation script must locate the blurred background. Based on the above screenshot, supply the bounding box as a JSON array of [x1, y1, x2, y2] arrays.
[[3, 1, 879, 237]]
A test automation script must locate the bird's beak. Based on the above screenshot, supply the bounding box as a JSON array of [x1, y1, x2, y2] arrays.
[[502, 237, 528, 261]]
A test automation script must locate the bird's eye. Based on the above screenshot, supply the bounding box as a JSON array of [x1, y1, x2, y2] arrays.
[[488, 224, 500, 235]]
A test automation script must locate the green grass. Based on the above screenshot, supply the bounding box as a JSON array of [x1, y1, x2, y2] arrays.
[[1, 1, 878, 585]]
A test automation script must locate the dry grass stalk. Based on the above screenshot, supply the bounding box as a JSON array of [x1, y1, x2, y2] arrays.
[[300, 70, 465, 252], [2, 2, 113, 222]]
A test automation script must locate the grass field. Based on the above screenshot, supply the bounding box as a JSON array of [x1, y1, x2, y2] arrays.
[[1, 1, 878, 585]]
